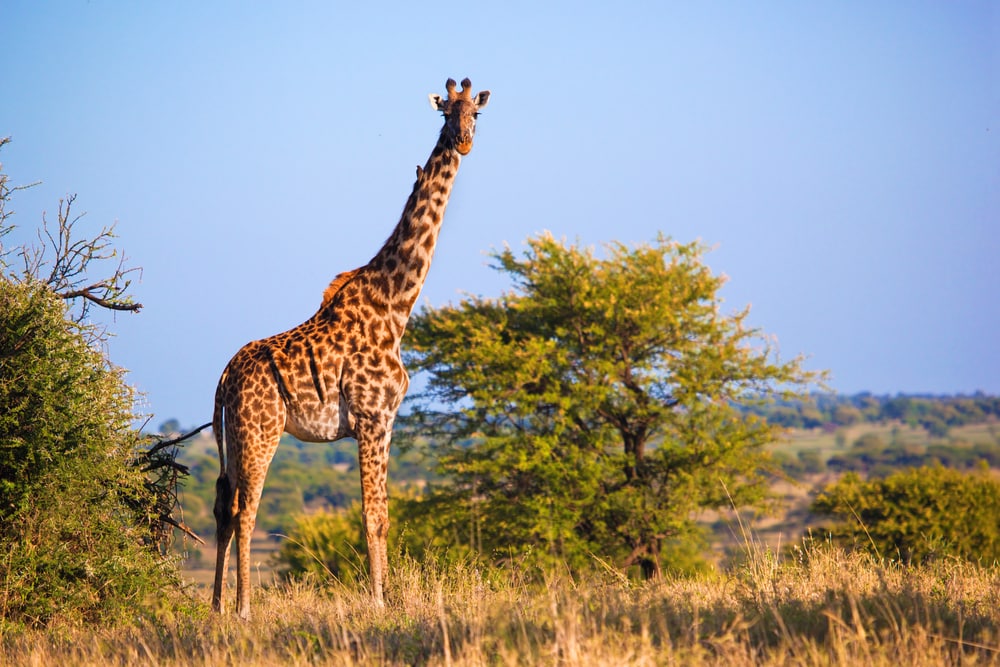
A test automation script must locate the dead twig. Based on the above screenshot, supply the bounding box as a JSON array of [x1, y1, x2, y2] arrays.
[[139, 422, 213, 549]]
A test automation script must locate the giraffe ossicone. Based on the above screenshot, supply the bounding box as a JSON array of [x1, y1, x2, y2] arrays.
[[211, 78, 489, 619]]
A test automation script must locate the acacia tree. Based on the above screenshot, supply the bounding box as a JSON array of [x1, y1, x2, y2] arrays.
[[0, 138, 191, 626], [400, 233, 821, 576]]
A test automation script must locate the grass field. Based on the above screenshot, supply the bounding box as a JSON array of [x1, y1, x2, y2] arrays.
[[173, 423, 1000, 602], [35, 420, 988, 665], [3, 537, 998, 666]]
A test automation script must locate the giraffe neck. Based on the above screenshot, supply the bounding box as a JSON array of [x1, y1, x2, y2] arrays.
[[364, 134, 462, 316]]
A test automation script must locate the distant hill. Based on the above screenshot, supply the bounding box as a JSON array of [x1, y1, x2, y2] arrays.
[[742, 392, 999, 435]]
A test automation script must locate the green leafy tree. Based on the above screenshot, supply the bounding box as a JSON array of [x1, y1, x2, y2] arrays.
[[811, 465, 1000, 564], [0, 138, 183, 627], [400, 233, 821, 577]]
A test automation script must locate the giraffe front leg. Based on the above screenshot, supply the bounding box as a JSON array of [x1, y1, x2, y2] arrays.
[[357, 418, 392, 605]]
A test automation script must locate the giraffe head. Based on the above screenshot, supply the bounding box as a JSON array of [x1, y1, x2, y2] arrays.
[[429, 78, 490, 156]]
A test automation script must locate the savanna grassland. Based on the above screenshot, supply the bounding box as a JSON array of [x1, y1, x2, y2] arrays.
[[3, 541, 999, 666], [10, 420, 983, 666], [6, 414, 996, 666], [6, 134, 1000, 666]]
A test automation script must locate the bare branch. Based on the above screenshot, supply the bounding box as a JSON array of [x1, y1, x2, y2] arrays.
[[8, 192, 144, 327], [161, 515, 206, 545], [0, 136, 42, 263], [141, 456, 191, 476], [60, 282, 143, 313], [146, 422, 212, 456], [138, 424, 212, 550]]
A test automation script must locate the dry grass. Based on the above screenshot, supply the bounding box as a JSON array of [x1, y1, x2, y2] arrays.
[[2, 540, 998, 666]]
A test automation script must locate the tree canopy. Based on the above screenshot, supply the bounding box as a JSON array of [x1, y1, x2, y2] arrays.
[[399, 233, 822, 576], [811, 465, 1000, 564]]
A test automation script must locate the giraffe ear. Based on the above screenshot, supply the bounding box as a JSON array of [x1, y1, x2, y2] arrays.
[[475, 90, 491, 109], [428, 93, 446, 111]]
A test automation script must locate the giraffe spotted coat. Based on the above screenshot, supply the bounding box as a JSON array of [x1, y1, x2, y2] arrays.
[[211, 78, 490, 619]]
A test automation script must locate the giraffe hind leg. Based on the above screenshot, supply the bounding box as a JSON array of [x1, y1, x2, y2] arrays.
[[212, 474, 237, 613]]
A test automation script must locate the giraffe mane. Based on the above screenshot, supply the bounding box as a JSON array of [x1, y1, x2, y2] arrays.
[[321, 268, 360, 306]]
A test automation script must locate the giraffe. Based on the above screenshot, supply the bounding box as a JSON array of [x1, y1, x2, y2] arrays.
[[211, 78, 490, 618]]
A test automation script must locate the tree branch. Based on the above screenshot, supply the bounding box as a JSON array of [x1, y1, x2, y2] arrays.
[[60, 282, 142, 312], [147, 421, 212, 456], [139, 422, 213, 549], [10, 193, 143, 326], [161, 515, 206, 545]]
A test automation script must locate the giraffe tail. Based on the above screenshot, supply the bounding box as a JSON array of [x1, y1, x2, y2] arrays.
[[212, 364, 236, 542], [212, 365, 229, 471]]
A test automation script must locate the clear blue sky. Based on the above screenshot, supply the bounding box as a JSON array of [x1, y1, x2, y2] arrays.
[[3, 2, 998, 429]]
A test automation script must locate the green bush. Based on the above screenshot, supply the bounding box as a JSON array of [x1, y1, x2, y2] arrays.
[[811, 465, 1000, 564], [273, 504, 369, 585], [0, 281, 179, 627]]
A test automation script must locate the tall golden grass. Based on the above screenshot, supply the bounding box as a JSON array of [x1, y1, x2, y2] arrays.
[[2, 537, 998, 666]]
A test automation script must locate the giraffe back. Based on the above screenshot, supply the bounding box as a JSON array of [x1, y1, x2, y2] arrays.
[[321, 268, 361, 307]]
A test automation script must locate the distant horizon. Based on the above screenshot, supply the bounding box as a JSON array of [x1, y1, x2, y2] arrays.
[[146, 390, 999, 435]]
